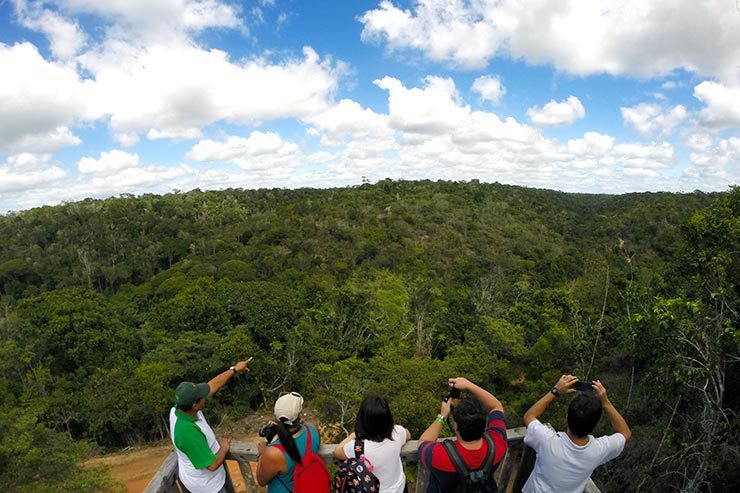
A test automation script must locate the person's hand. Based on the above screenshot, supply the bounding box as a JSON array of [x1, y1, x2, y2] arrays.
[[440, 398, 452, 419], [592, 379, 609, 404], [234, 357, 253, 373], [219, 437, 231, 452], [555, 374, 578, 394], [448, 377, 473, 391]]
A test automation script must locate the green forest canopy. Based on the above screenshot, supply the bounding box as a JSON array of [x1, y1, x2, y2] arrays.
[[0, 180, 737, 492]]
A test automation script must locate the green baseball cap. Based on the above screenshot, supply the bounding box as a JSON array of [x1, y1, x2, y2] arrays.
[[175, 382, 210, 407]]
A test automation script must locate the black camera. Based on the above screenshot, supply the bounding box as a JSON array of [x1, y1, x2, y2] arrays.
[[259, 423, 278, 443], [573, 380, 594, 392], [443, 385, 461, 402]]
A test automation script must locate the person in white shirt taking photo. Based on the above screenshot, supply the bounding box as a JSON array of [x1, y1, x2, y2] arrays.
[[522, 375, 632, 493]]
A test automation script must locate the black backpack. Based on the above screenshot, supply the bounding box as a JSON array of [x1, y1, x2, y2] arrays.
[[440, 434, 498, 493], [333, 438, 381, 493]]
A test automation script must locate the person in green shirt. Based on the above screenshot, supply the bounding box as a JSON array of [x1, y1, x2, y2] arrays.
[[169, 358, 253, 493]]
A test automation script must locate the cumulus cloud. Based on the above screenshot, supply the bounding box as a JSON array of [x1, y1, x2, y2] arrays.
[[375, 76, 471, 134], [14, 2, 86, 59], [77, 150, 140, 175], [306, 99, 391, 146], [187, 131, 300, 170], [0, 153, 67, 193], [527, 96, 585, 127], [0, 42, 91, 153], [84, 45, 341, 141], [472, 75, 506, 105], [694, 81, 740, 130], [687, 137, 740, 177], [360, 0, 740, 82], [56, 0, 241, 36], [607, 142, 675, 170], [621, 103, 687, 136]]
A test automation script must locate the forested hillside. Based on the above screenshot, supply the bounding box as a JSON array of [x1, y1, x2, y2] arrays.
[[0, 180, 737, 492]]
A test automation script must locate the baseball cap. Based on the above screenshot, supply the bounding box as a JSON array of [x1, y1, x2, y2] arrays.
[[274, 392, 304, 425], [175, 382, 211, 407]]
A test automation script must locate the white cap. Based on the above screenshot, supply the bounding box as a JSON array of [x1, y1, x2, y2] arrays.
[[274, 392, 304, 426]]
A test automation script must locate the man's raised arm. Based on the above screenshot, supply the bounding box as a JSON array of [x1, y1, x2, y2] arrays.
[[593, 380, 632, 441], [208, 357, 253, 397]]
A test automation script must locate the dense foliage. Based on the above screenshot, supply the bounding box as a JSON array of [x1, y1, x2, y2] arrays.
[[0, 180, 737, 492]]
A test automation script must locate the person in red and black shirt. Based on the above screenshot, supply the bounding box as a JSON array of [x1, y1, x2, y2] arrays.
[[418, 377, 507, 493]]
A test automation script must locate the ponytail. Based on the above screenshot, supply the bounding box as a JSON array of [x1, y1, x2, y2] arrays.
[[276, 418, 303, 465]]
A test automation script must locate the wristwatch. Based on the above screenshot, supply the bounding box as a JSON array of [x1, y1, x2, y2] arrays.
[[230, 365, 237, 374], [550, 386, 559, 397]]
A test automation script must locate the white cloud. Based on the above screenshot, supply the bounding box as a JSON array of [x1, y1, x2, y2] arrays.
[[686, 133, 713, 152], [360, 0, 740, 82], [85, 44, 341, 140], [14, 3, 86, 59], [472, 75, 506, 105], [307, 99, 391, 146], [187, 131, 300, 170], [360, 0, 499, 69], [527, 96, 585, 127], [608, 142, 675, 169], [147, 127, 203, 141], [181, 0, 241, 31], [566, 132, 615, 157], [688, 137, 740, 176], [661, 81, 681, 90], [694, 81, 740, 130], [77, 150, 140, 175], [621, 103, 687, 136], [375, 76, 471, 134], [0, 42, 91, 153], [0, 153, 67, 193], [56, 0, 241, 36]]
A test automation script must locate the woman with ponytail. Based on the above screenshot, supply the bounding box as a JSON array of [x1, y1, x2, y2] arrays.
[[256, 392, 322, 492]]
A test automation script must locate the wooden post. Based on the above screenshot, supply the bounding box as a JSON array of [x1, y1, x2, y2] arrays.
[[143, 451, 179, 493]]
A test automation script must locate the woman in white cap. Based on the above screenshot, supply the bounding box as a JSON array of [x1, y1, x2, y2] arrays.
[[256, 392, 322, 492]]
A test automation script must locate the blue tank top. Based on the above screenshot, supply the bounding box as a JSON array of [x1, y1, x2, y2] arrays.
[[267, 424, 320, 493]]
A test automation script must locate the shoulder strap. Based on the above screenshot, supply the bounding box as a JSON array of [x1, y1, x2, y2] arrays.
[[354, 437, 365, 458], [479, 434, 496, 476], [441, 439, 471, 480]]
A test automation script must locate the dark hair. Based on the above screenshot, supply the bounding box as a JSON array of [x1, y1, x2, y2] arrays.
[[177, 399, 200, 412], [276, 418, 303, 465], [567, 393, 603, 438], [451, 397, 487, 441], [355, 395, 395, 442]]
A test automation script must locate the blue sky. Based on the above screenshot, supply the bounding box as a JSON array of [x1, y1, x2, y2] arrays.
[[1, 0, 739, 212]]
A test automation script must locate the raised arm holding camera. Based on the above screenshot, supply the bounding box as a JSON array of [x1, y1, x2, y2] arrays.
[[418, 377, 507, 493], [521, 374, 632, 493]]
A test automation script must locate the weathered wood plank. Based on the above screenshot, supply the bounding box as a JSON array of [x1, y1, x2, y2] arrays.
[[143, 451, 178, 493], [237, 459, 258, 493]]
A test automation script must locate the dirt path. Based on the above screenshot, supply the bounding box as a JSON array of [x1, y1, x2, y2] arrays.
[[87, 437, 257, 493]]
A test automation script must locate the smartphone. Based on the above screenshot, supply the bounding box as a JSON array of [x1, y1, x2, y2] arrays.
[[573, 380, 594, 392]]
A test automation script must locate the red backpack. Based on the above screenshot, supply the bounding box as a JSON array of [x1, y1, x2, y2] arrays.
[[272, 425, 330, 493]]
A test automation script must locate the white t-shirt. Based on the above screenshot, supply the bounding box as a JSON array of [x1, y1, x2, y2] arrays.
[[522, 419, 626, 493], [169, 407, 226, 493], [342, 425, 409, 493]]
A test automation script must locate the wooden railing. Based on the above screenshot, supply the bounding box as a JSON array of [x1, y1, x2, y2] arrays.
[[144, 426, 600, 493]]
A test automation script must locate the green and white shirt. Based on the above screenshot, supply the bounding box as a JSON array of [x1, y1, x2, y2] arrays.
[[169, 407, 226, 493]]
